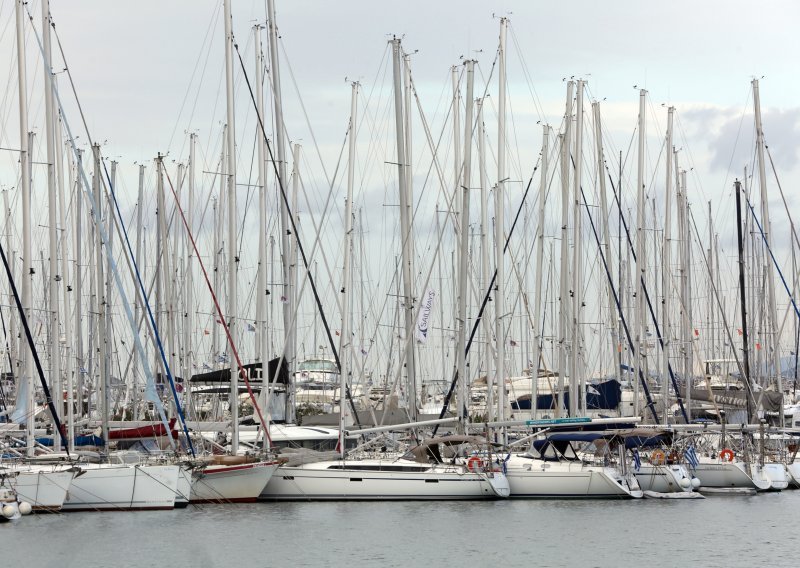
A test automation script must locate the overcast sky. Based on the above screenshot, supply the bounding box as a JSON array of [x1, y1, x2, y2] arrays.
[[2, 0, 800, 372], [19, 0, 799, 215]]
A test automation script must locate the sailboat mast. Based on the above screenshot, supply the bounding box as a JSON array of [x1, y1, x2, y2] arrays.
[[531, 125, 549, 419], [73, 149, 84, 434], [707, 201, 715, 362], [735, 180, 755, 422], [661, 107, 674, 423], [570, 80, 584, 416], [339, 82, 359, 455], [185, 135, 196, 415], [255, 25, 268, 368], [456, 59, 475, 428], [391, 38, 417, 421], [557, 81, 574, 418], [753, 79, 783, 413], [634, 89, 647, 418], [92, 144, 109, 451], [478, 97, 493, 422], [592, 103, 621, 401], [41, 0, 63, 436], [212, 137, 223, 369], [402, 53, 417, 419], [15, 0, 35, 456], [223, 0, 239, 452], [266, 0, 295, 419], [495, 17, 508, 426], [134, 164, 145, 418]]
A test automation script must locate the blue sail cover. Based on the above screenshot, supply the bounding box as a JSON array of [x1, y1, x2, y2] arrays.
[[36, 435, 103, 447], [511, 379, 622, 411]]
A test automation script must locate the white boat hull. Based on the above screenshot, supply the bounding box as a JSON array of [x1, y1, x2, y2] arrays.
[[10, 468, 76, 511], [261, 462, 508, 500], [693, 460, 771, 492], [190, 461, 278, 503], [763, 463, 789, 491], [62, 464, 179, 511], [505, 466, 642, 498]]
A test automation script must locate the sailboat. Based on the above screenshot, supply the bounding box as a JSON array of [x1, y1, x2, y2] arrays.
[[503, 430, 643, 499], [262, 435, 509, 500]]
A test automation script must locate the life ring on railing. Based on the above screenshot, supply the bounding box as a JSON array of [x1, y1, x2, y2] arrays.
[[467, 456, 484, 472], [650, 449, 666, 465], [719, 448, 735, 462]]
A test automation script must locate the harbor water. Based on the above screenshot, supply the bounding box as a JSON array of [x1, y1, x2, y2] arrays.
[[3, 491, 794, 567]]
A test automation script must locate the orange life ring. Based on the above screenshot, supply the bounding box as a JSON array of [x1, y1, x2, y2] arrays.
[[719, 448, 735, 462], [650, 449, 666, 465], [467, 456, 484, 472]]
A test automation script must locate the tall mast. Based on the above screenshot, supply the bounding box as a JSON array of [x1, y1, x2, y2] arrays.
[[557, 81, 574, 418], [707, 201, 715, 362], [634, 89, 647, 418], [43, 0, 63, 436], [134, 163, 145, 418], [478, 98, 493, 422], [15, 0, 35, 456], [73, 149, 84, 431], [288, 143, 301, 424], [592, 103, 621, 403], [452, 66, 461, 225], [679, 166, 693, 414], [735, 180, 755, 422], [267, 0, 295, 410], [531, 125, 549, 419], [3, 190, 18, 415], [391, 38, 417, 421], [661, 107, 674, 423], [403, 52, 417, 418], [55, 121, 72, 442], [451, 64, 461, 368], [93, 144, 109, 452], [223, 0, 239, 452], [339, 82, 359, 455], [255, 25, 268, 367], [495, 17, 508, 426], [753, 79, 782, 414], [212, 134, 224, 369], [570, 79, 584, 416], [456, 59, 475, 429], [185, 135, 196, 416], [107, 162, 117, 416], [167, 163, 180, 415]]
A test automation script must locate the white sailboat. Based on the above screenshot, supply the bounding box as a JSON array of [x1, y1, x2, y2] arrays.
[[61, 462, 180, 511], [262, 435, 509, 500], [188, 458, 278, 504], [504, 431, 643, 499]]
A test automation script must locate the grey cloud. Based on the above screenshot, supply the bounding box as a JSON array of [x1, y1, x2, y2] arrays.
[[684, 107, 800, 173]]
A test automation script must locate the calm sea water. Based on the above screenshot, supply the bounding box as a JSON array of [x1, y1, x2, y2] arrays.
[[3, 491, 795, 567]]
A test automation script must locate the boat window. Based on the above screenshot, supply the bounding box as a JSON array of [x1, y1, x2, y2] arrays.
[[326, 464, 430, 472]]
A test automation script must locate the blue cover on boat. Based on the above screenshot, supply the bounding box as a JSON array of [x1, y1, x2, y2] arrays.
[[36, 435, 103, 447], [511, 379, 622, 411]]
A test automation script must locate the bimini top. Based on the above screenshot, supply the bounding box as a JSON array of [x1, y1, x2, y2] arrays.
[[531, 429, 669, 459], [405, 435, 490, 464]]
